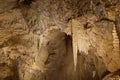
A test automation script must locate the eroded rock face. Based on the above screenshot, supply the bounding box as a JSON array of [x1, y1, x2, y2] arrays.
[[0, 0, 120, 80], [103, 71, 120, 80], [0, 0, 17, 13]]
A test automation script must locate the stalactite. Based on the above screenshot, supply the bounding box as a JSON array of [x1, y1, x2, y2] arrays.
[[111, 26, 120, 70], [71, 19, 90, 71], [71, 19, 78, 71], [112, 26, 119, 53]]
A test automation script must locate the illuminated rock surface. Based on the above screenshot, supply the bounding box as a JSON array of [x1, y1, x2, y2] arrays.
[[0, 0, 120, 80]]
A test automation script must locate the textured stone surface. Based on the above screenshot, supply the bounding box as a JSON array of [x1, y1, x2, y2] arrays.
[[103, 71, 120, 80], [0, 0, 17, 13], [0, 0, 120, 80]]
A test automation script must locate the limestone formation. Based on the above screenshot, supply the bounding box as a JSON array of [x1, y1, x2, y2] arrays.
[[0, 0, 120, 80]]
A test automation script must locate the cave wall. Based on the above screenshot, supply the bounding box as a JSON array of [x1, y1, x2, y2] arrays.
[[0, 0, 120, 80]]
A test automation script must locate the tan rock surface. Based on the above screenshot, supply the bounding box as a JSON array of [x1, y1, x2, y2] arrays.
[[0, 0, 120, 80]]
